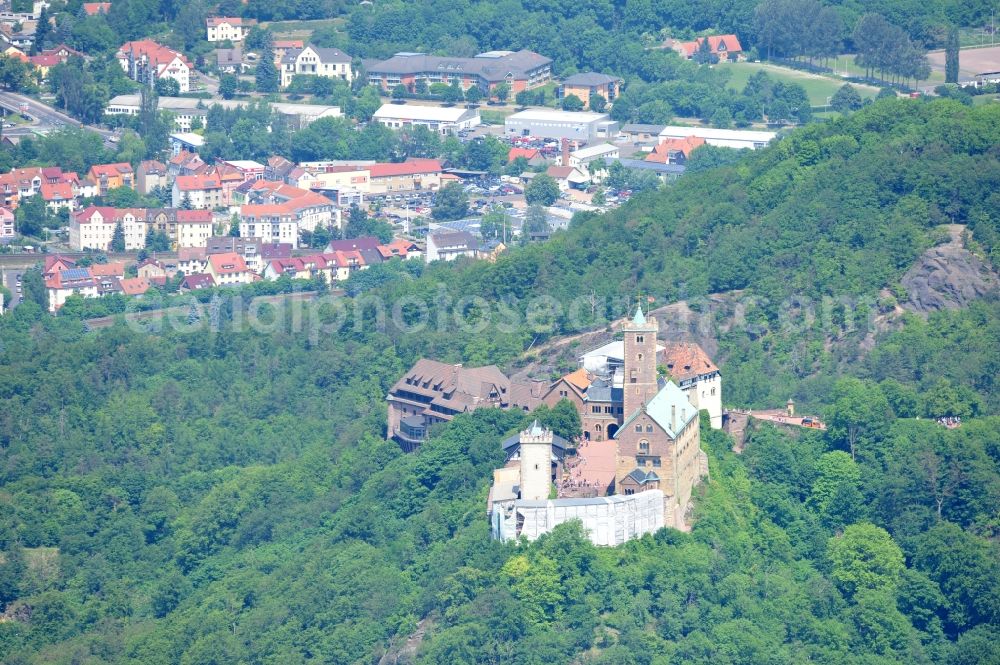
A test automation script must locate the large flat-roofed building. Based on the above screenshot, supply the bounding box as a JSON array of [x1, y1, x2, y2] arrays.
[[367, 50, 551, 94], [105, 95, 341, 132], [657, 126, 777, 150], [372, 103, 480, 135], [505, 109, 618, 142]]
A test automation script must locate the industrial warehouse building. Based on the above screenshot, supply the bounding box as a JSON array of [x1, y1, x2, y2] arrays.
[[372, 103, 481, 135], [504, 109, 618, 142]]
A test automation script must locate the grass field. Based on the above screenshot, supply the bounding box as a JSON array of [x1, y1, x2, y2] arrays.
[[829, 53, 946, 85], [723, 61, 880, 106]]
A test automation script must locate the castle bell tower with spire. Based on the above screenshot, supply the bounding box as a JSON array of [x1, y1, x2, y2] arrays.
[[623, 305, 659, 418]]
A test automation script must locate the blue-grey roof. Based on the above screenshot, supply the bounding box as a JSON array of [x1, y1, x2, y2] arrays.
[[613, 158, 686, 175], [562, 72, 621, 86], [60, 268, 91, 281], [616, 380, 697, 440], [625, 468, 660, 485]]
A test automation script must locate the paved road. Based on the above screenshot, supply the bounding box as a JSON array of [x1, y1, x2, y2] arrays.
[[0, 91, 116, 139]]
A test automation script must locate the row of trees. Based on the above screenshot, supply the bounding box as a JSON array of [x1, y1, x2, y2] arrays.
[[853, 13, 932, 87]]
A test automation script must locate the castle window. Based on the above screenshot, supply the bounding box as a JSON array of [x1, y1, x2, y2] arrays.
[[711, 388, 716, 396], [636, 335, 644, 343], [592, 405, 601, 413], [639, 439, 649, 452], [635, 425, 642, 432], [646, 425, 653, 433], [638, 353, 643, 362]]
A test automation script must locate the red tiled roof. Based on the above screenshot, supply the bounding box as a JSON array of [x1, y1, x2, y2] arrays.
[[90, 162, 134, 178], [82, 2, 111, 15], [368, 159, 442, 178], [646, 136, 705, 162], [175, 175, 221, 191], [29, 54, 61, 67], [40, 181, 73, 201], [208, 252, 248, 275], [89, 262, 127, 277], [117, 39, 193, 69], [207, 17, 243, 26], [677, 34, 743, 57], [176, 209, 213, 223], [274, 40, 304, 49], [118, 277, 152, 296], [661, 341, 719, 382], [508, 147, 540, 162]]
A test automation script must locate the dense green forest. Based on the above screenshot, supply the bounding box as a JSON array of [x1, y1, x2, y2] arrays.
[[1, 98, 999, 662]]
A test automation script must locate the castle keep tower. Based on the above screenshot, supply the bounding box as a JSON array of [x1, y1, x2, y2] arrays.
[[519, 421, 553, 501], [623, 306, 659, 417]]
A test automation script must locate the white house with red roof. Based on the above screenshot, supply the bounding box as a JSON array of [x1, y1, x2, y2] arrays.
[[0, 206, 14, 243], [206, 17, 250, 43], [206, 252, 254, 286], [117, 39, 193, 93], [172, 174, 224, 210]]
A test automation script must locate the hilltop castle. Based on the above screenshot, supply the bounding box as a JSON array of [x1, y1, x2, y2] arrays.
[[488, 308, 710, 543]]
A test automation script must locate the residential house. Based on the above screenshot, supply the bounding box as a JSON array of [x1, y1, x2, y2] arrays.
[[39, 181, 75, 213], [206, 252, 254, 286], [180, 273, 215, 291], [88, 162, 135, 195], [372, 103, 480, 136], [172, 174, 223, 210], [619, 124, 667, 142], [558, 72, 623, 108], [425, 230, 479, 262], [368, 50, 551, 94], [367, 158, 442, 194], [82, 3, 111, 15], [376, 239, 421, 261], [206, 17, 249, 43], [207, 236, 265, 273], [175, 209, 214, 248], [671, 34, 744, 63], [271, 39, 304, 67], [28, 53, 60, 81], [117, 277, 154, 297], [545, 165, 590, 191], [280, 45, 352, 88], [216, 47, 244, 74], [70, 206, 144, 251], [137, 258, 169, 279], [116, 39, 192, 93], [137, 160, 168, 194], [0, 206, 14, 242], [645, 135, 706, 165], [45, 267, 97, 312], [177, 247, 209, 275], [386, 358, 511, 450], [507, 147, 547, 167]]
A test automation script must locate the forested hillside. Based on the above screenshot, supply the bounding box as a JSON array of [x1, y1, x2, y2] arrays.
[[1, 98, 999, 663]]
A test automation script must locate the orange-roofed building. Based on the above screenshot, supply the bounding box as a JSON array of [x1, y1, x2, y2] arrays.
[[672, 34, 744, 62], [83, 3, 111, 15], [28, 54, 61, 80], [89, 262, 127, 278], [645, 135, 706, 165], [118, 277, 153, 296], [40, 181, 76, 213], [206, 251, 254, 286], [376, 239, 421, 261], [172, 174, 223, 210], [507, 147, 546, 166], [117, 39, 193, 93], [87, 162, 135, 195]]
